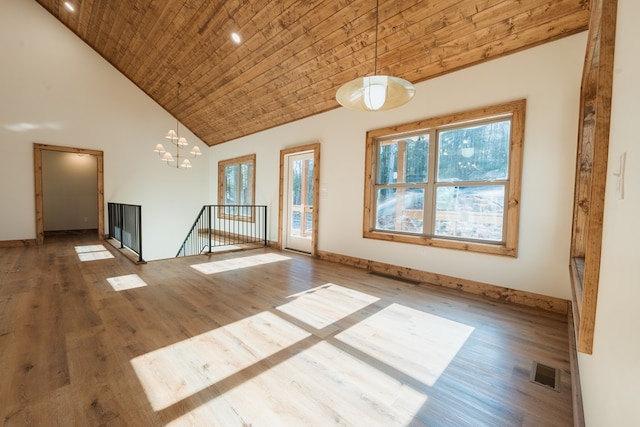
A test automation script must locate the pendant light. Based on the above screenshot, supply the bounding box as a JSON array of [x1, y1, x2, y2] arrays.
[[336, 0, 415, 111]]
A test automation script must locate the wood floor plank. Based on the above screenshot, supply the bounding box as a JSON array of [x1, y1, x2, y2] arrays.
[[0, 232, 573, 426]]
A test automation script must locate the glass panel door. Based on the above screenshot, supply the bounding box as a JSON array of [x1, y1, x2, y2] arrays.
[[284, 151, 314, 253]]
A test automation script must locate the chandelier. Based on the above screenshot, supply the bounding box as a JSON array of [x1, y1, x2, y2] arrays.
[[336, 0, 415, 111], [153, 83, 201, 168]]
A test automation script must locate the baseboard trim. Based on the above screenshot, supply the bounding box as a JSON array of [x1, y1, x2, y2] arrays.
[[0, 239, 37, 248], [568, 304, 585, 426], [316, 250, 568, 315]]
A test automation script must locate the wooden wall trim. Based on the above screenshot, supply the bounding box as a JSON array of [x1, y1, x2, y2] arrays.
[[33, 143, 44, 244], [33, 143, 105, 244], [569, 0, 617, 354], [317, 250, 568, 315], [278, 143, 320, 256], [568, 305, 586, 427], [362, 100, 526, 257], [0, 239, 37, 248]]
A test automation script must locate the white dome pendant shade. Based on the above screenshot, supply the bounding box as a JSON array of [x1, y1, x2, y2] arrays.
[[335, 0, 415, 112], [336, 75, 415, 111]]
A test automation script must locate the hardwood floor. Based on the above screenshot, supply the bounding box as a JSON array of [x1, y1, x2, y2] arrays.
[[0, 233, 573, 426]]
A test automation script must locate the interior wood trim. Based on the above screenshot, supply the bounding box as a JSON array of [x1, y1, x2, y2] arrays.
[[34, 143, 43, 244], [33, 143, 105, 244], [0, 239, 38, 248], [362, 99, 526, 257], [217, 153, 256, 206], [568, 304, 586, 427], [317, 249, 568, 314], [569, 0, 617, 354], [278, 143, 321, 256]]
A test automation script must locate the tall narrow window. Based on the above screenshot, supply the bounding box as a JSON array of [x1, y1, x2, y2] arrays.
[[218, 154, 256, 220], [364, 100, 525, 256]]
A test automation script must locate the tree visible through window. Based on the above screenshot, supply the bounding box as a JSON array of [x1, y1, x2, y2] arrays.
[[218, 154, 255, 220], [364, 100, 525, 256]]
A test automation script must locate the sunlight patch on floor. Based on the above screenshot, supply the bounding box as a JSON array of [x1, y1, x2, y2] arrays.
[[106, 274, 148, 291], [131, 311, 310, 411], [336, 303, 474, 386], [190, 253, 291, 274], [166, 341, 427, 427], [276, 283, 380, 329], [74, 245, 114, 261]]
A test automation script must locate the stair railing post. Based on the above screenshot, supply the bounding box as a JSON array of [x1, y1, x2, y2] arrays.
[[263, 205, 268, 247], [137, 205, 143, 263], [207, 205, 212, 254], [119, 203, 125, 249]]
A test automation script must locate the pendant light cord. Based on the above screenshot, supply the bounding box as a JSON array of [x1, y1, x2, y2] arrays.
[[176, 82, 181, 139], [373, 0, 379, 76]]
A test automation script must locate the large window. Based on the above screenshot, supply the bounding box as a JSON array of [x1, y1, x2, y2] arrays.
[[364, 100, 525, 256], [218, 154, 255, 220]]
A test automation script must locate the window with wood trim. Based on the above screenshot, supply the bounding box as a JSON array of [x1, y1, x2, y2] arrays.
[[364, 100, 525, 256], [218, 154, 256, 220]]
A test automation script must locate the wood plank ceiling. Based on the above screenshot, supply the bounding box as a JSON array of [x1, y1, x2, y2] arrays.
[[35, 0, 590, 147]]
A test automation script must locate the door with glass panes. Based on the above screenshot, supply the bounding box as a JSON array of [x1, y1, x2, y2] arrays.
[[283, 151, 314, 253]]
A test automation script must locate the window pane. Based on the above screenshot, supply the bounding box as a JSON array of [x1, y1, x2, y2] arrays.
[[405, 135, 429, 183], [224, 165, 238, 204], [240, 162, 253, 206], [306, 159, 314, 206], [377, 143, 398, 184], [291, 159, 302, 205], [375, 187, 424, 233], [434, 185, 505, 241], [223, 205, 238, 216], [291, 210, 301, 236], [437, 120, 511, 182], [305, 211, 313, 236]]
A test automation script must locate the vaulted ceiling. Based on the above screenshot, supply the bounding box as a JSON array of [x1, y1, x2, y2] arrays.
[[35, 0, 590, 147]]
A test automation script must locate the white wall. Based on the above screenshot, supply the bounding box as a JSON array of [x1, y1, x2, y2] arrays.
[[211, 33, 587, 300], [579, 0, 640, 425], [0, 0, 209, 260], [42, 150, 98, 231]]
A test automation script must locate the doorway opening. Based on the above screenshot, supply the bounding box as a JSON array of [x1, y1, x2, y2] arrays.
[[33, 143, 104, 244], [279, 143, 320, 255]]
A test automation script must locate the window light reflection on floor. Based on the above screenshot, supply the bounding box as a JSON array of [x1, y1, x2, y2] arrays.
[[130, 311, 310, 411], [74, 244, 114, 262], [336, 303, 475, 386], [106, 274, 148, 291], [166, 341, 427, 427], [206, 244, 241, 252], [190, 253, 291, 274], [276, 283, 380, 329]]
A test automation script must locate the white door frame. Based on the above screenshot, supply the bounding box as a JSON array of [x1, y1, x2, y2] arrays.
[[279, 143, 320, 255]]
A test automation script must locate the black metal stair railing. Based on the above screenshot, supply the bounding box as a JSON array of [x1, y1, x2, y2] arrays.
[[107, 202, 144, 263], [177, 205, 268, 257]]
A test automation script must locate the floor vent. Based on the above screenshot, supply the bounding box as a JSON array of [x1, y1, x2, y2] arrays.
[[367, 270, 422, 285], [530, 361, 561, 392]]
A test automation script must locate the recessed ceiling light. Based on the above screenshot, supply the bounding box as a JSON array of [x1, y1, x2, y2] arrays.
[[64, 2, 75, 12], [231, 32, 241, 44]]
